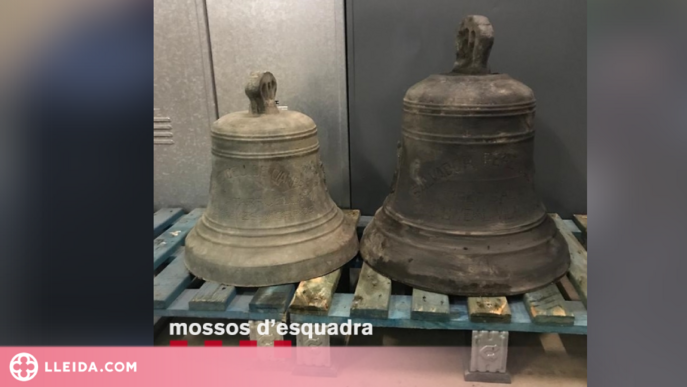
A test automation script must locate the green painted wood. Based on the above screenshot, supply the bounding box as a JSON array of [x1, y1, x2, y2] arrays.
[[289, 269, 341, 316], [411, 289, 450, 321], [551, 214, 588, 306], [188, 282, 236, 311], [154, 249, 194, 309], [290, 294, 587, 335], [249, 284, 296, 313], [350, 263, 392, 319], [523, 283, 575, 325], [563, 219, 583, 240], [153, 290, 287, 321], [153, 208, 184, 238], [153, 208, 204, 270]]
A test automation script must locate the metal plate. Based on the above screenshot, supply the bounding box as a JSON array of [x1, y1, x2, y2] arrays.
[[154, 0, 218, 210]]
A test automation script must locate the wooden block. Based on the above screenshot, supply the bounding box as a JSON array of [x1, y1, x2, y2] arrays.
[[551, 213, 588, 307], [350, 263, 391, 319], [411, 289, 450, 321], [249, 284, 296, 313], [342, 209, 362, 223], [153, 208, 184, 238], [465, 370, 511, 384], [467, 296, 512, 323], [154, 250, 193, 309], [153, 208, 204, 270], [573, 214, 587, 235], [572, 214, 588, 247], [523, 283, 575, 325], [556, 276, 580, 301], [289, 270, 341, 315], [188, 282, 236, 311]]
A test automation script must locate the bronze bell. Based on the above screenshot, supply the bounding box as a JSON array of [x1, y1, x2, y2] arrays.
[[360, 16, 570, 296], [185, 71, 358, 287]]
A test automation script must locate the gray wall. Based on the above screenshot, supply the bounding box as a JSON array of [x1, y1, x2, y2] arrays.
[[154, 0, 217, 211], [154, 0, 350, 211], [347, 0, 587, 217]]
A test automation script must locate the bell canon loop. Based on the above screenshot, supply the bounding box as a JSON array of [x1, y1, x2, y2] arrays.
[[360, 15, 570, 296], [185, 71, 359, 287]]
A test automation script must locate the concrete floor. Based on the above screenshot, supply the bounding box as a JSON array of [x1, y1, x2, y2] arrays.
[[155, 317, 587, 386]]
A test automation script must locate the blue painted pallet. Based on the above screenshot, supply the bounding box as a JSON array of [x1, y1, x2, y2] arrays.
[[291, 213, 588, 335], [153, 209, 204, 270], [153, 208, 184, 238], [154, 290, 289, 321], [291, 294, 587, 335], [153, 208, 296, 321], [152, 209, 587, 335]]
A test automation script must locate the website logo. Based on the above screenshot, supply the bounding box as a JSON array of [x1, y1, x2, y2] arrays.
[[9, 353, 38, 382]]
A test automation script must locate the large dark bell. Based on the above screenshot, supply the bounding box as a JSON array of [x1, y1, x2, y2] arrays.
[[360, 16, 570, 296], [185, 72, 358, 287]]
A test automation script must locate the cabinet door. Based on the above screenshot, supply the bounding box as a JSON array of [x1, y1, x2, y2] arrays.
[[154, 0, 217, 210]]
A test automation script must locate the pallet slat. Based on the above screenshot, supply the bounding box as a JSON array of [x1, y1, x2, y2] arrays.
[[350, 263, 392, 319], [153, 208, 204, 270], [151, 209, 587, 336], [573, 214, 588, 247], [573, 214, 587, 235], [249, 284, 296, 314], [291, 294, 587, 335], [155, 290, 287, 320], [467, 296, 512, 323], [188, 282, 236, 311], [289, 269, 341, 315], [551, 214, 588, 306], [153, 208, 184, 238], [154, 249, 194, 309], [411, 289, 450, 321], [523, 283, 575, 325]]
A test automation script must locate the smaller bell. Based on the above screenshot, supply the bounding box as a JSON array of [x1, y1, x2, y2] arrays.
[[184, 71, 358, 287]]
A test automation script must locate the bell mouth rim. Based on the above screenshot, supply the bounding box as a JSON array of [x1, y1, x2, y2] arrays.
[[383, 207, 548, 237], [360, 255, 570, 297]]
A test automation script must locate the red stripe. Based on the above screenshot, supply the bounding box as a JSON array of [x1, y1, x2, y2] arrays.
[[169, 340, 188, 347], [204, 340, 222, 347], [274, 340, 292, 358], [239, 340, 257, 347]]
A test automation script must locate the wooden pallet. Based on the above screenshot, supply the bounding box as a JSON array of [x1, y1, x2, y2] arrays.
[[153, 208, 588, 334], [289, 213, 588, 335], [152, 208, 360, 322], [153, 208, 295, 322], [573, 214, 587, 247]]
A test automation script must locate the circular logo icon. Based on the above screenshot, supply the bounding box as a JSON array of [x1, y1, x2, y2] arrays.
[[9, 353, 38, 382]]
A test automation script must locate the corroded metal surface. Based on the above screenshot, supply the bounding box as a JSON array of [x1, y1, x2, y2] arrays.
[[206, 0, 350, 207], [289, 269, 342, 316], [360, 15, 570, 296], [185, 72, 358, 286], [468, 297, 512, 323]]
